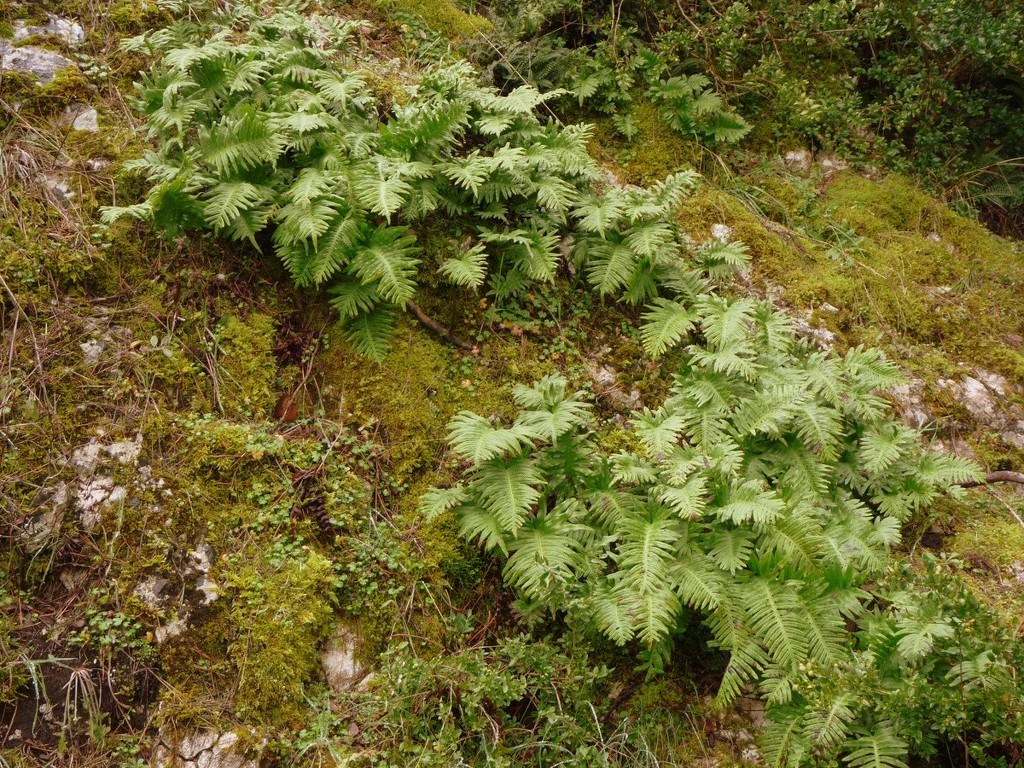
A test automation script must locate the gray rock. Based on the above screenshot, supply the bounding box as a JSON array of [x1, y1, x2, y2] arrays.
[[41, 173, 74, 206], [322, 626, 371, 693], [155, 618, 187, 645], [783, 149, 813, 172], [819, 155, 848, 174], [155, 728, 258, 768], [62, 103, 99, 132], [195, 575, 220, 604], [0, 41, 76, 83], [890, 379, 932, 429], [937, 370, 1024, 448], [134, 576, 169, 609], [75, 476, 127, 531], [80, 339, 105, 365], [13, 15, 86, 46], [20, 482, 70, 552], [711, 223, 733, 243]]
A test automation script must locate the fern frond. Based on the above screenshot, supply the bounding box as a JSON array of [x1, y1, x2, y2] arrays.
[[200, 107, 282, 174], [744, 577, 808, 668], [475, 455, 544, 533], [447, 412, 532, 463], [843, 725, 908, 768], [344, 305, 395, 360], [418, 485, 469, 522], [347, 225, 419, 305], [640, 299, 697, 358], [439, 243, 488, 289]]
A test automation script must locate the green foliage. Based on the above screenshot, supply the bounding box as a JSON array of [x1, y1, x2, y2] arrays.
[[426, 307, 979, 692], [106, 0, 741, 359], [762, 557, 1024, 768], [350, 630, 626, 766]]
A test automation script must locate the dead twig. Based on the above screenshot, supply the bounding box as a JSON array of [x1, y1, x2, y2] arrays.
[[406, 300, 475, 352], [957, 470, 1024, 489]]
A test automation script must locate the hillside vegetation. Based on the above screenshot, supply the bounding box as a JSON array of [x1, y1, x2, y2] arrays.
[[2, 1, 1023, 767]]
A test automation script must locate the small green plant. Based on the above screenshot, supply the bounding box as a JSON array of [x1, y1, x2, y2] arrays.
[[424, 302, 978, 687], [762, 556, 1024, 768], [104, 0, 744, 359]]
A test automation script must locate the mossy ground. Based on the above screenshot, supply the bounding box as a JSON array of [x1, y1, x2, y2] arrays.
[[2, 1, 1023, 765]]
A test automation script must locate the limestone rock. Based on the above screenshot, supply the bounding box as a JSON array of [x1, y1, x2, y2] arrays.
[[75, 476, 127, 531], [62, 103, 99, 132], [134, 576, 169, 609], [13, 14, 86, 46], [19, 482, 70, 552], [937, 370, 1024, 448], [783, 149, 812, 172], [154, 728, 258, 768], [711, 223, 733, 243], [890, 379, 932, 429], [0, 41, 76, 83], [322, 626, 371, 692]]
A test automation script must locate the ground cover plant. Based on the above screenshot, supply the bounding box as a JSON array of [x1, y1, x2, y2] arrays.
[[2, 0, 1024, 766]]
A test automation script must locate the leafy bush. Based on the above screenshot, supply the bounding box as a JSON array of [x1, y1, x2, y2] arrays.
[[763, 556, 1024, 768], [353, 633, 616, 766], [105, 0, 741, 358], [423, 304, 978, 685]]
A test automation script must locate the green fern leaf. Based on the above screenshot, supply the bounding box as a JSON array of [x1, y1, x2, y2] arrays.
[[439, 243, 488, 289], [447, 412, 532, 463], [344, 305, 395, 360], [347, 225, 419, 305], [418, 485, 469, 522], [475, 455, 543, 533], [843, 725, 908, 768], [640, 299, 697, 358]]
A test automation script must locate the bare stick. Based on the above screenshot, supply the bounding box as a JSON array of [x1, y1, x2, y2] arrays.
[[406, 300, 475, 352], [957, 471, 1024, 489]]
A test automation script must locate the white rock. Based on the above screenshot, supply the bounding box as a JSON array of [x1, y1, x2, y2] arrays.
[[21, 483, 69, 553], [819, 155, 848, 173], [134, 576, 169, 609], [322, 627, 370, 693], [155, 618, 187, 645], [974, 369, 1009, 397], [106, 435, 142, 464], [80, 339, 104, 365], [783, 149, 812, 172], [71, 441, 106, 474], [711, 223, 733, 243], [41, 173, 74, 206], [155, 728, 257, 768], [890, 380, 932, 429], [75, 476, 126, 531], [960, 376, 998, 423], [196, 575, 219, 604], [13, 15, 86, 46], [189, 543, 214, 574], [0, 41, 76, 83], [64, 105, 99, 132]]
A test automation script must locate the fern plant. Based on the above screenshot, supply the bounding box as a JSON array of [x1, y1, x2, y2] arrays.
[[762, 556, 1024, 768], [105, 0, 740, 359], [424, 297, 978, 694]]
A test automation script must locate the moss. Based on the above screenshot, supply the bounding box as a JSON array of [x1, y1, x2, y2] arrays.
[[214, 312, 278, 419], [319, 316, 513, 486], [590, 99, 701, 186], [386, 0, 491, 39], [223, 551, 335, 722], [0, 21, 13, 38]]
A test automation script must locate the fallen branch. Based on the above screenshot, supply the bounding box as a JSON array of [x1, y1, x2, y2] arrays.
[[406, 300, 475, 352], [957, 471, 1024, 489]]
